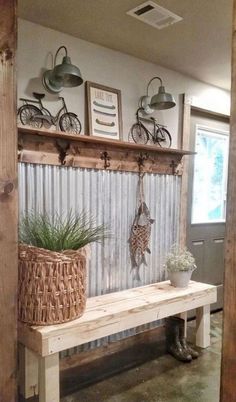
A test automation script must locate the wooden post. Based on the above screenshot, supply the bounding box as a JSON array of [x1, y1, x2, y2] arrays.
[[18, 345, 39, 399], [179, 311, 187, 338], [39, 354, 60, 402], [221, 2, 236, 400], [196, 305, 210, 348], [0, 1, 17, 402], [179, 94, 192, 247]]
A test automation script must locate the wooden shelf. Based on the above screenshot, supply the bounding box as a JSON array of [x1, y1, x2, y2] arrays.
[[18, 126, 194, 175]]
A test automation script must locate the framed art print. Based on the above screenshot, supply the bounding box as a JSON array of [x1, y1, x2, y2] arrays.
[[86, 81, 123, 140]]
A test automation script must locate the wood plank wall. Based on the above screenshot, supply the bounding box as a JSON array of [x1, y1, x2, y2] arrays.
[[220, 1, 236, 400], [0, 1, 17, 401]]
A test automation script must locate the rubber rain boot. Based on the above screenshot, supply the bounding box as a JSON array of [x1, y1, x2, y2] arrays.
[[165, 317, 192, 362], [177, 316, 199, 359]]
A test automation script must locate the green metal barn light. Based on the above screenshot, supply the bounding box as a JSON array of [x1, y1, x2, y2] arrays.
[[141, 76, 176, 114], [42, 46, 83, 94]]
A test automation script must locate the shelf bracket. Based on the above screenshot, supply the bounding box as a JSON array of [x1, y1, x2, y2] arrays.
[[55, 139, 70, 166], [100, 151, 111, 169]]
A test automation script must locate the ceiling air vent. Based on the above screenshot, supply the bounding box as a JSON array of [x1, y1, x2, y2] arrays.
[[126, 1, 182, 30]]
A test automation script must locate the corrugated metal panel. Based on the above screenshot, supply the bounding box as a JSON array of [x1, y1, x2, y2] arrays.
[[18, 163, 181, 356]]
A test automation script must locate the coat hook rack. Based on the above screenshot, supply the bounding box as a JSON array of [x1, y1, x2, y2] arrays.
[[55, 139, 70, 165], [100, 151, 111, 169]]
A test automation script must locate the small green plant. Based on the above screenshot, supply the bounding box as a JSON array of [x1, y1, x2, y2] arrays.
[[19, 211, 110, 252], [164, 244, 197, 273]]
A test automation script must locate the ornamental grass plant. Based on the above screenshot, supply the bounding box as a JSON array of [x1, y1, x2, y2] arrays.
[[18, 211, 110, 325], [19, 211, 109, 251]]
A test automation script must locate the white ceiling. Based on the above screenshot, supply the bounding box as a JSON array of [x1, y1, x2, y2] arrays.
[[19, 0, 233, 90]]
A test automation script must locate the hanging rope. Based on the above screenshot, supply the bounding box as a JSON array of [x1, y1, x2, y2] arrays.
[[130, 153, 154, 281], [137, 173, 145, 213], [137, 153, 148, 213]]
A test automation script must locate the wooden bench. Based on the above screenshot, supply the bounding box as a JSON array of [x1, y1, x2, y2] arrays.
[[18, 280, 217, 402]]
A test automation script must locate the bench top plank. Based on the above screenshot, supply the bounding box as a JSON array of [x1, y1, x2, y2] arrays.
[[18, 281, 217, 357]]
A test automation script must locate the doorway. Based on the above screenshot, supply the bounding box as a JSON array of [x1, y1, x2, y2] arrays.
[[187, 109, 229, 310]]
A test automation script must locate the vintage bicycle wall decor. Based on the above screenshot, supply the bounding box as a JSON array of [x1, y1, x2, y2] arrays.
[[130, 107, 172, 148], [18, 92, 82, 134], [86, 81, 123, 140]]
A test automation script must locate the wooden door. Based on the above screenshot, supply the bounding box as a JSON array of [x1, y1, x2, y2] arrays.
[[187, 111, 229, 311]]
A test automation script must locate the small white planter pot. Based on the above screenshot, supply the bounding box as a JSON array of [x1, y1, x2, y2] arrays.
[[168, 270, 193, 288]]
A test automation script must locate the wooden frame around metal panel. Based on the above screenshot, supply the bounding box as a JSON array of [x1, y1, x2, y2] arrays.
[[0, 0, 234, 398], [0, 1, 17, 401], [179, 94, 192, 247], [18, 126, 193, 175], [220, 2, 236, 400]]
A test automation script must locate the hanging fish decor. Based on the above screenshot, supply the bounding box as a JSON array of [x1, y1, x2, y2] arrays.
[[129, 174, 155, 281]]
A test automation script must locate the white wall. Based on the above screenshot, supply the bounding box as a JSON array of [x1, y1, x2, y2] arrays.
[[18, 19, 230, 147]]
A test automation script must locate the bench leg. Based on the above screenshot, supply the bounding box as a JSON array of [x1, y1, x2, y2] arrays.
[[178, 311, 187, 338], [196, 305, 210, 348], [39, 353, 60, 402], [18, 344, 39, 399]]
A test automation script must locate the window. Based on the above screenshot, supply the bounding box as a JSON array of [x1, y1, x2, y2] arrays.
[[191, 125, 229, 224]]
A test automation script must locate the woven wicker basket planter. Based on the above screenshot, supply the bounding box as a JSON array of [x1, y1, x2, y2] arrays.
[[18, 244, 87, 325]]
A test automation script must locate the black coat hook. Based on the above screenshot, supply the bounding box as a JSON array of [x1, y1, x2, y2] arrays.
[[100, 151, 111, 169], [55, 139, 70, 165]]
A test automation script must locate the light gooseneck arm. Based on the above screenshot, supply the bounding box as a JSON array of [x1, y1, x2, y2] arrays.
[[146, 76, 163, 96], [54, 46, 68, 67]]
